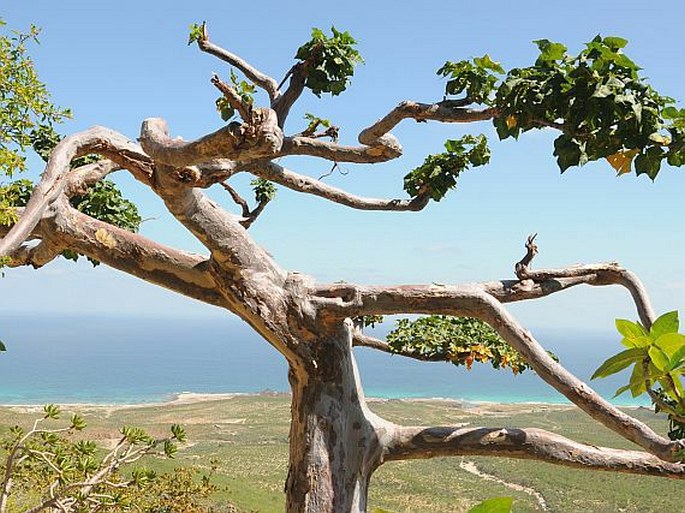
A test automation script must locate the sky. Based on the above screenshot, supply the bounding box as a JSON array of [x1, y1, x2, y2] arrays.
[[1, 0, 684, 333]]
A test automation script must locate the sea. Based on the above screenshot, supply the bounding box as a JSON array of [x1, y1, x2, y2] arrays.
[[0, 313, 651, 407]]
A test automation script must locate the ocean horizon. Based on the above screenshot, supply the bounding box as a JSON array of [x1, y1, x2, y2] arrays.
[[0, 313, 651, 407]]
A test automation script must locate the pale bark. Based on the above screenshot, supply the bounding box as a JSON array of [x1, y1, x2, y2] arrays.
[[2, 37, 683, 512]]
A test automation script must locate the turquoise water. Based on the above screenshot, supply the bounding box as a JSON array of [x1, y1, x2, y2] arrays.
[[0, 314, 650, 406]]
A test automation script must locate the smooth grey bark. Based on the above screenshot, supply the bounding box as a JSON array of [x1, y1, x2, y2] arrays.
[[2, 33, 684, 513]]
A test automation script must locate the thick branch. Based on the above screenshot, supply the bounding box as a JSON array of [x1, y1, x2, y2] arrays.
[[140, 114, 282, 168], [249, 161, 429, 211], [64, 159, 121, 197], [0, 127, 153, 259], [272, 62, 307, 125], [383, 425, 685, 478], [358, 101, 499, 146], [196, 25, 280, 101], [312, 268, 681, 461], [20, 201, 230, 310], [279, 134, 402, 163]]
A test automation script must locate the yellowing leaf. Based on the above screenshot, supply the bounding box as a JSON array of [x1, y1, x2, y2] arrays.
[[95, 228, 117, 249], [649, 133, 671, 145], [505, 115, 517, 129], [606, 149, 639, 175]]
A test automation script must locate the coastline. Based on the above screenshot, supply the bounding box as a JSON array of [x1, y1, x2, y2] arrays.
[[0, 390, 650, 414]]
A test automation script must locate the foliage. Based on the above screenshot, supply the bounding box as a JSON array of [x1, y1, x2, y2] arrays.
[[0, 19, 71, 177], [592, 311, 685, 443], [440, 35, 685, 180], [355, 315, 384, 329], [386, 315, 531, 374], [0, 178, 32, 226], [0, 405, 219, 512], [215, 69, 256, 122], [187, 22, 205, 46], [438, 54, 504, 105], [404, 135, 491, 201], [250, 178, 277, 204], [295, 27, 363, 97]]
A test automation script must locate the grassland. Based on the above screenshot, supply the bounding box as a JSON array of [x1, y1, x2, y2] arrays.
[[0, 394, 681, 512]]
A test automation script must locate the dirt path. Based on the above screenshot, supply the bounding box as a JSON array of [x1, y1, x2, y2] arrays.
[[459, 459, 549, 511]]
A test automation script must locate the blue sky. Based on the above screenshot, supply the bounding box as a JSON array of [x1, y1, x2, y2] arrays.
[[1, 0, 684, 332]]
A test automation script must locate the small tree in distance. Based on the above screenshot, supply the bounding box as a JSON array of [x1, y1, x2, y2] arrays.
[[1, 20, 685, 512]]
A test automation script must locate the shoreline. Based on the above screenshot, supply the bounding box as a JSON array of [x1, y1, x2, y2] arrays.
[[0, 390, 650, 412]]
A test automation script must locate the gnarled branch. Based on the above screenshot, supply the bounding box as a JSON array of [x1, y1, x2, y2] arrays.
[[382, 424, 685, 478], [311, 263, 682, 461], [0, 126, 153, 259], [140, 115, 283, 168]]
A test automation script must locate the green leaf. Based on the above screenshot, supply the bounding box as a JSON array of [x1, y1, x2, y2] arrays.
[[649, 346, 671, 372], [621, 335, 651, 348], [603, 36, 629, 50], [615, 319, 647, 339], [43, 404, 60, 419], [0, 340, 5, 352], [468, 497, 514, 513], [629, 363, 647, 398], [591, 348, 645, 379], [654, 333, 685, 357], [613, 384, 632, 398], [650, 311, 679, 339], [669, 345, 685, 370]]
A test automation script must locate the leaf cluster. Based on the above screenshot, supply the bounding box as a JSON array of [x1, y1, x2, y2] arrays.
[[592, 312, 685, 441], [0, 408, 211, 512], [404, 135, 490, 201], [0, 19, 71, 177], [438, 54, 504, 104], [491, 36, 682, 178], [250, 178, 277, 204], [386, 315, 531, 374], [295, 27, 363, 97]]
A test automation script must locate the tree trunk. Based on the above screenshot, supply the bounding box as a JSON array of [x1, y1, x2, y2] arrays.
[[285, 321, 384, 513]]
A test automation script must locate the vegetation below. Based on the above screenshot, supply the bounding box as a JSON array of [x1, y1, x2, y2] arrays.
[[0, 395, 680, 512]]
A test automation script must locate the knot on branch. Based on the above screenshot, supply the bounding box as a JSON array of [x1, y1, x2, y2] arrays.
[[139, 112, 283, 169], [515, 233, 538, 280]]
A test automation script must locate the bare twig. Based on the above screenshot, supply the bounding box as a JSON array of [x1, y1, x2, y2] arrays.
[[195, 23, 280, 101]]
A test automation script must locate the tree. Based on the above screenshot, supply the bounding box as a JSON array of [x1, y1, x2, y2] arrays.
[[1, 21, 685, 512], [0, 404, 219, 512]]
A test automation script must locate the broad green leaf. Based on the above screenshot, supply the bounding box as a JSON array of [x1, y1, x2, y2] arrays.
[[591, 348, 646, 380], [615, 319, 647, 339], [613, 384, 632, 398], [0, 340, 5, 351], [670, 345, 685, 370], [629, 363, 647, 398], [468, 497, 514, 513], [650, 311, 679, 339], [649, 346, 671, 372], [621, 335, 651, 348], [603, 36, 629, 49], [655, 333, 685, 357]]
